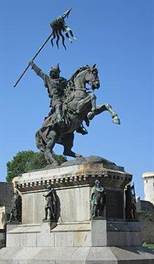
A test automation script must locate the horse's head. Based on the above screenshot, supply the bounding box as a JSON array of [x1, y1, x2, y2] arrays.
[[70, 64, 100, 91], [84, 64, 100, 90]]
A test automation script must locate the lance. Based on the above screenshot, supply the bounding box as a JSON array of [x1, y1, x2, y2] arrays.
[[14, 9, 75, 88]]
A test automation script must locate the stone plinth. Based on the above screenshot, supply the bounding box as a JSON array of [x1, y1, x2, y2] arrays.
[[0, 157, 154, 263], [0, 245, 154, 264], [2, 220, 153, 263], [13, 156, 132, 224], [6, 220, 143, 248]]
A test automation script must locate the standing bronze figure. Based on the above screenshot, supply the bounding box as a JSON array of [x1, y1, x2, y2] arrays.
[[43, 186, 59, 222], [91, 180, 106, 218], [125, 184, 137, 220], [9, 191, 22, 223]]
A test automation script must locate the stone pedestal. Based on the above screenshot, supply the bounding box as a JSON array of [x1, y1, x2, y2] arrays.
[[13, 156, 132, 224], [0, 157, 154, 263]]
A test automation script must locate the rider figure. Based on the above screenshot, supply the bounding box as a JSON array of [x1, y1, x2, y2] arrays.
[[30, 61, 66, 123], [48, 64, 67, 123], [30, 61, 88, 134]]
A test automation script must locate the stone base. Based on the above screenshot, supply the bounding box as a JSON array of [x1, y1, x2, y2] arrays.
[[1, 220, 153, 263], [1, 158, 153, 263], [6, 220, 143, 248], [0, 246, 154, 263]]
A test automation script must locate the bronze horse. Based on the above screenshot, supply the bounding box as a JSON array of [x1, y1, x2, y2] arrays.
[[36, 65, 120, 164]]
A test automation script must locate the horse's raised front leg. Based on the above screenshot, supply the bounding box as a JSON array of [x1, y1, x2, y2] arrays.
[[91, 93, 97, 112], [87, 103, 120, 125], [105, 104, 120, 124], [63, 133, 83, 158]]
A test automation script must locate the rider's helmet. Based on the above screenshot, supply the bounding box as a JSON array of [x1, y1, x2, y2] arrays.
[[49, 64, 60, 79]]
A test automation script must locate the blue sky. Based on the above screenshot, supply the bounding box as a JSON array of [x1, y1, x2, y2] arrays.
[[0, 0, 153, 198]]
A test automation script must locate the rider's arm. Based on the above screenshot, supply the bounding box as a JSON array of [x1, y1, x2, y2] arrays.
[[30, 61, 47, 81]]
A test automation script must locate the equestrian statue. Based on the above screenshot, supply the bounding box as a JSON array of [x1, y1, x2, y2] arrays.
[[29, 61, 120, 165]]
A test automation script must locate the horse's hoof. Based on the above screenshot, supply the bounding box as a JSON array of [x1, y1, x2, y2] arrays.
[[112, 115, 120, 125]]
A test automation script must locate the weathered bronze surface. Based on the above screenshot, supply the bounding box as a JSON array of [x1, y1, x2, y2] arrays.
[[43, 186, 60, 222], [30, 63, 120, 164], [8, 191, 22, 223], [91, 180, 106, 218]]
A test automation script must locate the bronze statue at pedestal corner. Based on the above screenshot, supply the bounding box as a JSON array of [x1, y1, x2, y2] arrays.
[[8, 190, 22, 223]]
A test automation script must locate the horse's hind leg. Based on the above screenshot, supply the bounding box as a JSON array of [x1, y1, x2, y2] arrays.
[[63, 133, 82, 158], [44, 130, 58, 165], [35, 130, 46, 152]]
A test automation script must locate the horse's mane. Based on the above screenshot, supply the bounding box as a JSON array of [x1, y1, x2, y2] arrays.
[[68, 65, 90, 84], [64, 65, 90, 101]]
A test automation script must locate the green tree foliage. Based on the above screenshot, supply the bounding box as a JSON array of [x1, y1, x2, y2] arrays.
[[6, 151, 66, 182]]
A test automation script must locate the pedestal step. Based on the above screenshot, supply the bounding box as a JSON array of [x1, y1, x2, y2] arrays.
[[6, 220, 143, 248], [0, 246, 154, 264]]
